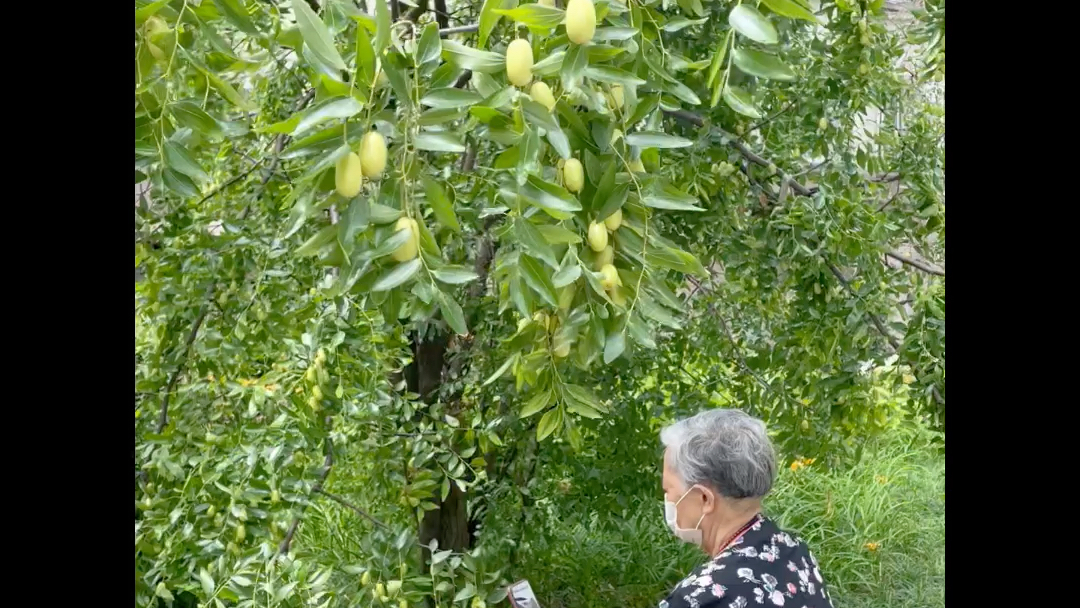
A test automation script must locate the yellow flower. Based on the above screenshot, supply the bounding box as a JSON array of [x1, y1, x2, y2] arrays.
[[790, 461, 803, 472], [874, 475, 888, 485], [238, 378, 256, 387], [864, 542, 880, 552], [804, 458, 816, 465], [789, 457, 815, 472]]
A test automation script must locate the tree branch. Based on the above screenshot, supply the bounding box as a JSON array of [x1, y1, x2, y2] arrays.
[[824, 258, 944, 406], [314, 488, 390, 529], [156, 291, 214, 433], [278, 437, 333, 555], [886, 250, 945, 276], [664, 109, 818, 197]]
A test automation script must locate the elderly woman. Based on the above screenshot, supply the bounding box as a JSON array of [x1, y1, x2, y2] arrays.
[[658, 409, 834, 608]]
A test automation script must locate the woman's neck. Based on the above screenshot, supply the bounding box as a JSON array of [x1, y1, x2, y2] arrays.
[[704, 502, 762, 558]]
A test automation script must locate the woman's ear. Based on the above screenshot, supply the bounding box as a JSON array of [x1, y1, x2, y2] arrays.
[[699, 486, 717, 514]]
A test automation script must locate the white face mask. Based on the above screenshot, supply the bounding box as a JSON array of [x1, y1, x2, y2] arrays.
[[665, 485, 707, 545]]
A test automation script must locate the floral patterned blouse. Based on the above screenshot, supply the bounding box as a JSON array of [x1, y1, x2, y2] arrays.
[[658, 515, 834, 608]]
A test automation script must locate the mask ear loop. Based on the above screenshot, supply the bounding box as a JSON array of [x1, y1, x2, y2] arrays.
[[676, 485, 709, 531]]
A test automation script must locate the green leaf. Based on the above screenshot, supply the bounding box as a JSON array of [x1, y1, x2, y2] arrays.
[[593, 27, 639, 41], [546, 126, 572, 160], [169, 101, 221, 136], [523, 175, 583, 216], [761, 0, 819, 22], [432, 266, 479, 284], [626, 131, 693, 149], [640, 297, 683, 329], [478, 0, 515, 49], [162, 168, 198, 198], [707, 31, 732, 89], [415, 131, 466, 152], [372, 258, 422, 291], [533, 51, 566, 77], [595, 183, 629, 223], [421, 88, 484, 109], [214, 0, 258, 35], [537, 224, 582, 245], [438, 291, 468, 335], [296, 225, 337, 257], [561, 41, 588, 89], [584, 65, 646, 87], [663, 17, 709, 32], [293, 97, 364, 135], [723, 85, 762, 118], [163, 140, 208, 182], [514, 218, 559, 269], [355, 23, 376, 85], [729, 5, 779, 45], [291, 0, 347, 72], [732, 48, 796, 81], [520, 390, 553, 418], [374, 0, 392, 54], [484, 355, 516, 386], [442, 40, 505, 73], [370, 203, 402, 224], [603, 329, 626, 363], [627, 312, 657, 348], [179, 48, 256, 111], [453, 584, 478, 603], [422, 176, 461, 233], [519, 254, 559, 306], [367, 228, 413, 260], [417, 22, 442, 66], [564, 384, 607, 417], [642, 182, 704, 211], [199, 567, 215, 597], [521, 99, 560, 132], [660, 79, 702, 106], [495, 5, 565, 28], [135, 0, 170, 23], [552, 264, 582, 288], [537, 408, 561, 441]]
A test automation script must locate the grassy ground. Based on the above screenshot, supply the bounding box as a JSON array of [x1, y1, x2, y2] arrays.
[[522, 423, 945, 608]]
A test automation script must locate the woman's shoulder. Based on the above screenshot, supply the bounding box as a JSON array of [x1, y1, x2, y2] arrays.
[[658, 518, 834, 608]]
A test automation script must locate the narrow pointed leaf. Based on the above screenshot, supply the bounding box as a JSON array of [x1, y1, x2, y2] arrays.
[[729, 5, 779, 45], [372, 258, 422, 291]]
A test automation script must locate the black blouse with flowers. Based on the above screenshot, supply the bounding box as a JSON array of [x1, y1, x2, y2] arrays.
[[658, 516, 835, 608]]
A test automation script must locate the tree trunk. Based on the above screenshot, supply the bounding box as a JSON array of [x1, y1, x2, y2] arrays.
[[404, 332, 475, 565]]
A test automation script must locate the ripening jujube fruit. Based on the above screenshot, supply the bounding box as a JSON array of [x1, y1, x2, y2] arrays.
[[609, 84, 624, 110], [565, 0, 597, 45], [391, 217, 420, 262], [563, 158, 584, 192], [360, 131, 387, 178], [335, 152, 364, 197], [506, 39, 534, 87], [587, 222, 608, 252], [599, 264, 621, 290], [603, 208, 622, 232], [553, 341, 571, 358], [530, 81, 556, 111]]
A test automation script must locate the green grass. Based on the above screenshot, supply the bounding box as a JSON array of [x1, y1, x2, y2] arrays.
[[521, 422, 945, 608]]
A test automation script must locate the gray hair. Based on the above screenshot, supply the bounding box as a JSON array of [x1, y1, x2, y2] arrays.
[[660, 409, 777, 499]]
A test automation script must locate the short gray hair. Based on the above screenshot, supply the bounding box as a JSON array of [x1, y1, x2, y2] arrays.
[[660, 409, 777, 499]]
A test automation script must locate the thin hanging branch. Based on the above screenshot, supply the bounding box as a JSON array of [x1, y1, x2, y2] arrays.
[[886, 250, 945, 276], [156, 290, 214, 433], [315, 488, 390, 529], [824, 258, 944, 406], [278, 436, 334, 555]]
